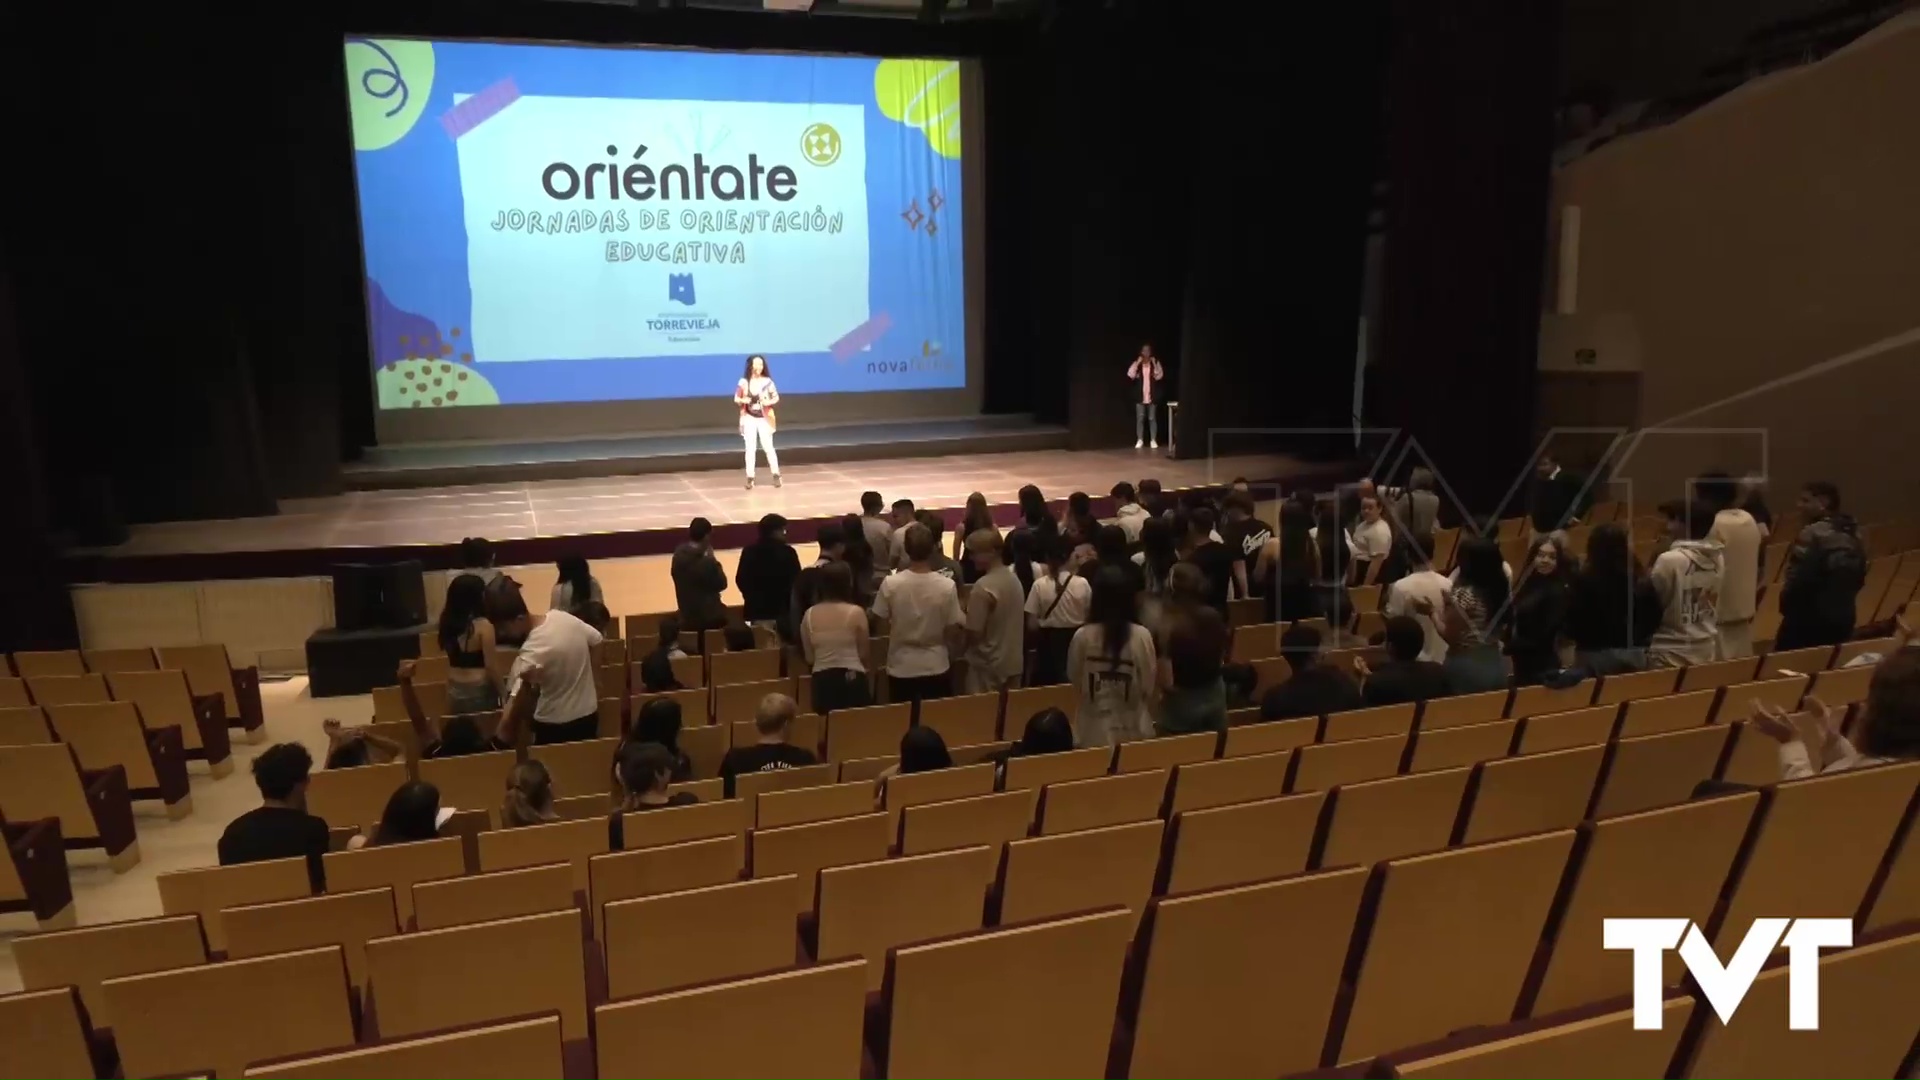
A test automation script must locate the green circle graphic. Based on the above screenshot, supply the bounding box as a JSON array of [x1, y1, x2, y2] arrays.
[[346, 39, 435, 152]]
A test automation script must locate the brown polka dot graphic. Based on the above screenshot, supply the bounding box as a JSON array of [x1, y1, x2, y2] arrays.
[[411, 400, 422, 408], [398, 335, 410, 346], [440, 364, 451, 373], [416, 383, 428, 393], [433, 378, 443, 387], [447, 390, 459, 400], [457, 371, 468, 380], [432, 397, 443, 406], [450, 327, 461, 337], [461, 352, 474, 363], [385, 362, 396, 372], [440, 343, 453, 356]]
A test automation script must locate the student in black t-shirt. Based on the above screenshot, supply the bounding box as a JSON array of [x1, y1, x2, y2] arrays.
[[1219, 494, 1271, 599], [1183, 506, 1238, 617], [1258, 624, 1363, 721], [1357, 616, 1453, 707], [398, 657, 535, 758], [718, 692, 818, 796], [218, 743, 331, 890]]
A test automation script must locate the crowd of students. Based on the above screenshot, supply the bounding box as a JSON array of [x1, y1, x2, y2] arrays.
[[213, 466, 1918, 885]]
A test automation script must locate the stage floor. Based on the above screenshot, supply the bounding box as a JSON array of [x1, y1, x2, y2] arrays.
[[79, 446, 1319, 560]]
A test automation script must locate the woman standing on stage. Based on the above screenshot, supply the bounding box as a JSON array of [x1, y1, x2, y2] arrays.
[[735, 354, 781, 489]]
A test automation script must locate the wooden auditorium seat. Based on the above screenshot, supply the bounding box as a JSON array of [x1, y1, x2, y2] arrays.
[[107, 668, 232, 776], [1334, 829, 1577, 1065], [947, 739, 1012, 767], [1405, 718, 1517, 773], [1004, 683, 1078, 728], [1378, 1000, 1693, 1079], [1676, 655, 1760, 692], [1114, 730, 1218, 773], [1318, 767, 1473, 869], [1291, 733, 1408, 792], [82, 646, 157, 674], [1615, 687, 1716, 737], [1161, 791, 1325, 895], [587, 836, 743, 940], [917, 692, 1002, 747], [999, 746, 1112, 813], [875, 907, 1131, 1078], [244, 1015, 563, 1079], [223, 887, 398, 1000], [0, 704, 50, 745], [1758, 645, 1835, 678], [156, 857, 311, 952], [1166, 750, 1291, 813], [754, 780, 872, 830], [1508, 679, 1597, 718], [46, 700, 192, 817], [1036, 768, 1169, 835], [412, 863, 574, 932], [1324, 702, 1417, 743], [602, 876, 796, 1000], [304, 761, 408, 834], [1865, 802, 1920, 932], [750, 811, 890, 914], [0, 987, 97, 1079], [1417, 688, 1509, 730], [104, 946, 355, 1079], [1594, 666, 1679, 704], [13, 650, 86, 679], [1836, 634, 1900, 667], [527, 736, 619, 800], [1709, 674, 1808, 721], [323, 836, 465, 929], [1513, 704, 1618, 753], [1124, 866, 1370, 1078], [897, 791, 1033, 881], [417, 749, 517, 826], [1808, 661, 1877, 707], [0, 817, 72, 930], [0, 678, 30, 708], [158, 643, 266, 741], [1229, 621, 1282, 662], [998, 819, 1164, 934], [0, 742, 140, 870], [1219, 715, 1316, 757], [365, 910, 587, 1044], [14, 913, 206, 1032], [713, 678, 794, 728], [595, 960, 867, 1080], [879, 761, 994, 837], [814, 846, 994, 989], [823, 702, 910, 763], [476, 817, 608, 894], [1457, 744, 1607, 845], [733, 761, 836, 804], [1588, 725, 1731, 818], [676, 721, 729, 779], [25, 674, 109, 708], [619, 797, 751, 850], [708, 647, 783, 686]]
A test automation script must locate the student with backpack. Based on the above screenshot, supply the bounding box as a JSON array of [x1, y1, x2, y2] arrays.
[[1775, 481, 1867, 649]]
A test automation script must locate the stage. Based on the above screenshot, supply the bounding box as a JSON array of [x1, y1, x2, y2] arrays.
[[60, 420, 1351, 584]]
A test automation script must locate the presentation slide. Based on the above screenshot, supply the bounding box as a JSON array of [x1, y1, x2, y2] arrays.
[[341, 38, 967, 412]]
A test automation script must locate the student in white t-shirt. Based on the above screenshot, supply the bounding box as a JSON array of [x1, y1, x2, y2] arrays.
[[1350, 494, 1394, 574], [872, 523, 965, 707], [490, 592, 605, 744], [1067, 567, 1157, 746], [1025, 534, 1093, 685], [1384, 534, 1454, 662]]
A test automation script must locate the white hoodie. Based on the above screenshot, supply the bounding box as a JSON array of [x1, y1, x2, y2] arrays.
[[1112, 502, 1151, 543], [1647, 539, 1724, 667]]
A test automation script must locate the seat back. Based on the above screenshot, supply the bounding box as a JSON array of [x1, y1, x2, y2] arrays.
[[750, 811, 890, 913], [596, 960, 867, 1080], [1594, 667, 1678, 704], [677, 722, 729, 779], [1615, 688, 1716, 737], [1508, 680, 1596, 718], [27, 674, 109, 707], [1459, 744, 1608, 845], [999, 819, 1165, 933], [1128, 867, 1369, 1078], [713, 678, 794, 727], [588, 835, 744, 939], [417, 750, 518, 826], [1715, 761, 1920, 954], [1676, 655, 1761, 691], [1113, 732, 1217, 775], [603, 876, 796, 1000], [1229, 621, 1283, 662], [1528, 792, 1761, 1017], [1513, 704, 1618, 754], [105, 946, 354, 1079], [1037, 768, 1169, 835], [223, 887, 398, 996], [1865, 802, 1920, 933], [1337, 830, 1578, 1063], [483, 804, 611, 883], [45, 701, 159, 788], [1711, 674, 1809, 722], [1590, 725, 1732, 818], [1220, 716, 1317, 756], [620, 797, 752, 850], [709, 648, 784, 686], [1291, 733, 1408, 792], [0, 677, 28, 708], [366, 909, 588, 1040], [322, 837, 465, 928], [106, 670, 203, 749], [412, 862, 574, 931], [1406, 719, 1517, 773], [1324, 703, 1417, 743], [157, 644, 242, 722], [824, 702, 911, 763], [1808, 662, 1877, 707], [1679, 932, 1920, 1079], [750, 779, 868, 829], [817, 846, 994, 990], [1759, 645, 1835, 678], [1005, 683, 1079, 728], [1319, 767, 1472, 869], [304, 761, 408, 833], [244, 1015, 562, 1079], [156, 857, 311, 952], [83, 647, 157, 674], [1163, 792, 1326, 895], [1385, 1001, 1692, 1079], [898, 790, 1033, 881], [13, 913, 206, 1030], [0, 987, 96, 1079], [527, 736, 619, 800], [917, 692, 1002, 746], [1000, 745, 1112, 796], [0, 743, 101, 842], [881, 762, 995, 837], [1836, 635, 1899, 667], [1166, 750, 1291, 813], [13, 651, 85, 679], [733, 761, 836, 803], [882, 907, 1131, 1079], [0, 705, 50, 746], [1417, 689, 1509, 730]]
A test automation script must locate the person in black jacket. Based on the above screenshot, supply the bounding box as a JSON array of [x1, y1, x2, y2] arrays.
[[1529, 454, 1587, 539], [1562, 522, 1661, 677], [1258, 624, 1363, 721], [735, 514, 801, 628], [1508, 535, 1576, 684], [1775, 481, 1866, 649], [1358, 616, 1451, 706], [672, 517, 729, 644]]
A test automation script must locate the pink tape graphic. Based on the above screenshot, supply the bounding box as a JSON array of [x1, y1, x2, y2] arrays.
[[830, 311, 893, 360], [441, 77, 522, 139]]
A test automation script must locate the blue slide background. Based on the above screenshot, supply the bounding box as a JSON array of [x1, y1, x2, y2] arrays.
[[345, 39, 966, 408]]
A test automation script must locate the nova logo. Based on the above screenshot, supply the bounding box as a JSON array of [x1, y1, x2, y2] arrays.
[[1603, 917, 1852, 1030], [668, 273, 695, 306]]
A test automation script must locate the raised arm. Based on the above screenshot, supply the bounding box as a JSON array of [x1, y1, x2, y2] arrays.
[[395, 659, 439, 750]]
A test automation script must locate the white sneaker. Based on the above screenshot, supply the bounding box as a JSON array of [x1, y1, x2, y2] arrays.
[[1134, 439, 1143, 449], [1149, 440, 1159, 449]]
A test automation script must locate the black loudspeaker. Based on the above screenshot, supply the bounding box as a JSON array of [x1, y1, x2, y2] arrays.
[[331, 561, 427, 632]]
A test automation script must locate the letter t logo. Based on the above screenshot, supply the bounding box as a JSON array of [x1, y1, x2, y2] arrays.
[[1604, 918, 1688, 1029]]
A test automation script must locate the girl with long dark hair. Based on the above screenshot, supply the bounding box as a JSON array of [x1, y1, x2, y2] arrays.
[[1564, 522, 1661, 675], [1508, 535, 1575, 684], [1067, 566, 1157, 746], [551, 554, 602, 614], [1424, 535, 1510, 692], [953, 492, 995, 584], [438, 573, 503, 713]]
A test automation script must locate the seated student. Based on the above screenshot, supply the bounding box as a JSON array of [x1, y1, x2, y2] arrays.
[[1356, 616, 1453, 706], [717, 693, 819, 797], [1259, 624, 1363, 721], [320, 718, 404, 769], [349, 781, 444, 850], [218, 743, 331, 890], [995, 707, 1078, 787], [606, 742, 702, 849], [1751, 646, 1920, 779], [637, 651, 684, 694], [1221, 662, 1259, 710], [500, 761, 559, 828], [652, 616, 691, 662], [722, 620, 759, 653], [874, 725, 953, 804], [398, 657, 536, 758], [630, 698, 695, 782]]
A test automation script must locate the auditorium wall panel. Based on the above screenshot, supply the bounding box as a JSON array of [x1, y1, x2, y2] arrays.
[[1551, 14, 1920, 521]]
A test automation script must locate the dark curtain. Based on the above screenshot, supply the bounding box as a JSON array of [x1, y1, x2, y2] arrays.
[[1374, 0, 1563, 514], [0, 260, 80, 650]]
